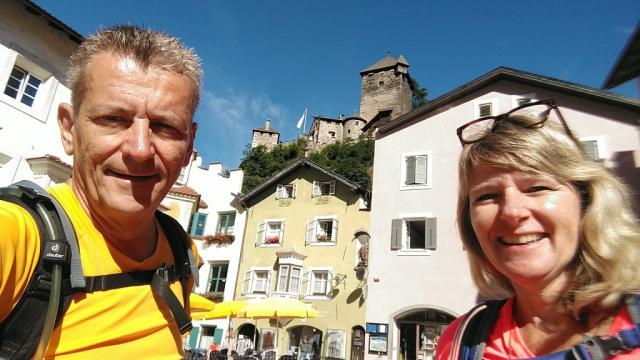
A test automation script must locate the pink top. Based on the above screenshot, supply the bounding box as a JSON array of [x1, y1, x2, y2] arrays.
[[436, 298, 640, 359]]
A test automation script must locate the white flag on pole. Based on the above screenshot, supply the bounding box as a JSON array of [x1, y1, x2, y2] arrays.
[[296, 108, 307, 129]]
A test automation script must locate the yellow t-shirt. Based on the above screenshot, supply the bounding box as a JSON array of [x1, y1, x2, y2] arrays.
[[0, 183, 192, 359]]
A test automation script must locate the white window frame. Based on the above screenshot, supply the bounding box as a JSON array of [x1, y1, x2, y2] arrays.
[[275, 264, 303, 296], [579, 136, 606, 161], [256, 218, 285, 247], [399, 151, 433, 190], [510, 93, 537, 109], [0, 52, 58, 122], [305, 267, 333, 299], [305, 215, 338, 245], [242, 267, 272, 298], [473, 98, 499, 119], [392, 213, 437, 256], [312, 180, 336, 197], [276, 183, 297, 199]]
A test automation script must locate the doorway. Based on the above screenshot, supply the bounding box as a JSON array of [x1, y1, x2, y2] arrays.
[[397, 309, 454, 360]]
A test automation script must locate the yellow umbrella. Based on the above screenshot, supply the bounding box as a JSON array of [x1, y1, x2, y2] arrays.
[[189, 292, 215, 317], [195, 300, 247, 320], [237, 298, 319, 319]]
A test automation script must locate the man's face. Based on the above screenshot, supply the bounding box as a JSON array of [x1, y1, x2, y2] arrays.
[[58, 52, 196, 219]]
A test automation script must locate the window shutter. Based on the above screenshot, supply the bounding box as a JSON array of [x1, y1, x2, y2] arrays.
[[426, 218, 437, 250], [326, 272, 333, 296], [405, 156, 416, 185], [277, 265, 289, 292], [305, 220, 315, 245], [256, 222, 265, 245], [329, 181, 336, 195], [302, 270, 311, 296], [242, 270, 252, 294], [276, 184, 284, 199], [292, 184, 297, 198], [313, 181, 320, 197], [415, 155, 427, 184], [280, 221, 286, 244], [332, 219, 339, 242], [391, 219, 402, 250], [266, 270, 273, 295]]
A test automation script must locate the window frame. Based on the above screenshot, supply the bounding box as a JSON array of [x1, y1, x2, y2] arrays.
[[256, 218, 285, 246], [216, 211, 236, 235], [399, 151, 433, 190], [579, 136, 606, 161], [275, 264, 303, 296], [305, 216, 339, 245], [473, 98, 499, 119], [510, 94, 537, 109], [276, 183, 297, 199], [312, 180, 336, 197], [207, 262, 229, 295], [305, 267, 333, 299], [390, 214, 437, 255], [242, 267, 272, 297]]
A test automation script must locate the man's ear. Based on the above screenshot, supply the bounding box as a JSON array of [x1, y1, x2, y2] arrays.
[[58, 103, 75, 155], [183, 122, 198, 167]]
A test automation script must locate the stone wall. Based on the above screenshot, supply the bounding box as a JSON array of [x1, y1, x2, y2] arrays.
[[251, 131, 279, 150], [359, 68, 412, 121]]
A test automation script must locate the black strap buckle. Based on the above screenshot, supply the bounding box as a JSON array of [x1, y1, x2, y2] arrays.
[[584, 334, 629, 358]]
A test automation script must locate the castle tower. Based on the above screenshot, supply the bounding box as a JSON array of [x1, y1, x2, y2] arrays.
[[251, 120, 280, 150], [359, 55, 413, 122]]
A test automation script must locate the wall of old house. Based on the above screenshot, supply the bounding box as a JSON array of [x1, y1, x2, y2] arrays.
[[359, 67, 412, 122]]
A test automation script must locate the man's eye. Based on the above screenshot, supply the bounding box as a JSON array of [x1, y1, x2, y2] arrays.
[[528, 186, 551, 193], [102, 115, 125, 123], [473, 193, 497, 203]]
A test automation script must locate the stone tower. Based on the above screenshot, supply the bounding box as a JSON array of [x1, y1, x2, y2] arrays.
[[251, 120, 280, 150], [359, 55, 413, 122]]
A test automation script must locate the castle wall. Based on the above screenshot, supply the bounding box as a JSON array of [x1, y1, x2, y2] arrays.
[[359, 68, 412, 121]]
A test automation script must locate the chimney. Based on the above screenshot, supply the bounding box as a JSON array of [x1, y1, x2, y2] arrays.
[[265, 119, 271, 130]]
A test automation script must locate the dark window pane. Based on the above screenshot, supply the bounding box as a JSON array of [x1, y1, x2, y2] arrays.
[[407, 220, 426, 249], [4, 87, 18, 98], [24, 85, 38, 97], [10, 68, 25, 80], [27, 76, 41, 87], [6, 77, 21, 90], [21, 96, 34, 106]]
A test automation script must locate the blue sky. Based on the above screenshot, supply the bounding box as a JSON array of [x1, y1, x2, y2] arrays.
[[36, 0, 639, 169]]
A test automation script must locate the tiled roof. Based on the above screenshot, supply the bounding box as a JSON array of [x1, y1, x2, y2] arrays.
[[25, 154, 72, 170]]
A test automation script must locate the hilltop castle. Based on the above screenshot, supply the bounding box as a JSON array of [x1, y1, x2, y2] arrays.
[[251, 54, 415, 151]]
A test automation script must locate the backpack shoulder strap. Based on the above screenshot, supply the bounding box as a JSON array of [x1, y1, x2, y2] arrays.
[[451, 299, 506, 360], [0, 181, 82, 359]]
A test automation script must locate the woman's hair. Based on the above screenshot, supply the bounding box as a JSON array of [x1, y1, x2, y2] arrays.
[[456, 115, 640, 315], [67, 24, 202, 113]]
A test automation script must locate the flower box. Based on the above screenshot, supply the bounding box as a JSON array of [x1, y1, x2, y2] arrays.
[[264, 236, 280, 244], [202, 233, 235, 247]]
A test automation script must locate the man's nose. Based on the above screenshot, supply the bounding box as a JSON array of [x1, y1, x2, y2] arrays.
[[122, 119, 154, 161], [499, 190, 530, 225]]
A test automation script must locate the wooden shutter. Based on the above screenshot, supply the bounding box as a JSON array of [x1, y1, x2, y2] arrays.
[[326, 272, 333, 296], [415, 155, 427, 184], [305, 220, 315, 245], [241, 270, 252, 294], [391, 219, 403, 250], [292, 184, 297, 198], [280, 221, 286, 244], [331, 219, 339, 242], [329, 181, 336, 195], [276, 184, 284, 199], [405, 156, 416, 185], [426, 218, 437, 250], [277, 265, 289, 292], [313, 181, 320, 197], [266, 270, 273, 295], [256, 222, 265, 246]]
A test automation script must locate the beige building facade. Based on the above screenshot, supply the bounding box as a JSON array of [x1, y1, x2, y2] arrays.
[[234, 158, 371, 360]]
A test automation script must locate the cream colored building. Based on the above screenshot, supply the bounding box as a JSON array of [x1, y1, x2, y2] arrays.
[[234, 158, 370, 360]]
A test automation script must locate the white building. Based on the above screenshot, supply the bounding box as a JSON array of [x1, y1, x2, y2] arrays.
[[0, 0, 82, 187], [163, 152, 247, 351], [366, 67, 640, 360]]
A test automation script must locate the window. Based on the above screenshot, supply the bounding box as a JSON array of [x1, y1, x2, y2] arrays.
[[217, 212, 236, 235], [242, 269, 272, 295], [473, 98, 498, 119], [511, 94, 537, 109], [189, 212, 208, 237], [276, 184, 296, 199], [307, 269, 333, 297], [208, 263, 228, 294], [305, 217, 339, 244], [257, 220, 285, 245], [3, 66, 41, 107], [329, 131, 336, 138], [581, 140, 600, 161], [391, 217, 437, 252], [276, 265, 302, 295], [401, 152, 432, 189], [313, 180, 335, 197]]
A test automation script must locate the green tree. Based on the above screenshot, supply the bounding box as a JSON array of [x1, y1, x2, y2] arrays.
[[308, 139, 374, 190], [411, 78, 429, 108], [239, 138, 306, 192]]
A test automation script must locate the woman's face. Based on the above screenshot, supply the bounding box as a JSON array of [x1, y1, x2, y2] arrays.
[[468, 164, 582, 290]]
